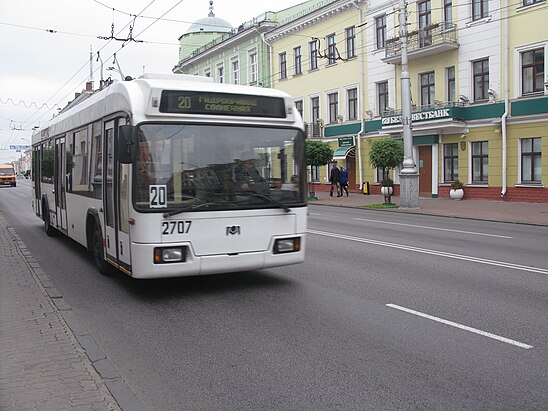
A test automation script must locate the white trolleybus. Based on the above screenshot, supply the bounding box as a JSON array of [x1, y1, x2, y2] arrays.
[[32, 74, 307, 279]]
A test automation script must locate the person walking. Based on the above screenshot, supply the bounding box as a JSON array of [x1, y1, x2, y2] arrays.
[[329, 162, 340, 197], [339, 166, 348, 196]]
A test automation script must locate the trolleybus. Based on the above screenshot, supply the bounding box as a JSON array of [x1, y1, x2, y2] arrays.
[[32, 73, 307, 279]]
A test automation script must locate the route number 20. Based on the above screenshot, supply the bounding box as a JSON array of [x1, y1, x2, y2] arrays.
[[149, 185, 167, 208]]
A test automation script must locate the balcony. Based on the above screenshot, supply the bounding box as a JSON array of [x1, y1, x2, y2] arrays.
[[383, 22, 459, 64]]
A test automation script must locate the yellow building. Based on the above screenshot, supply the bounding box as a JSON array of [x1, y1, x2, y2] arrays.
[[177, 0, 548, 202], [266, 0, 367, 190]]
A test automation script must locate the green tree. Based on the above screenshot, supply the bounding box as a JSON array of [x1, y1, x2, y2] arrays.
[[306, 140, 333, 199], [369, 138, 404, 203], [369, 138, 404, 183]]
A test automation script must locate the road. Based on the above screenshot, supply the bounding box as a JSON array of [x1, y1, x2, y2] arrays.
[[2, 179, 547, 410]]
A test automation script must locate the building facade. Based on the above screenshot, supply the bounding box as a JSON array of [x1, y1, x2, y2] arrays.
[[266, 0, 366, 189], [172, 0, 548, 202], [173, 0, 335, 88]]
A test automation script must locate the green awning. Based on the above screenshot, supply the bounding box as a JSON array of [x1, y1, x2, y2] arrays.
[[333, 146, 355, 160]]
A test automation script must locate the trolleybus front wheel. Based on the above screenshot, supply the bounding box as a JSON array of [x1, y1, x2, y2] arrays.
[[92, 226, 112, 276], [43, 204, 56, 237]]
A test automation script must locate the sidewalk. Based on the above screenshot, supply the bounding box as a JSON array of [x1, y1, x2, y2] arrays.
[[0, 212, 142, 411], [311, 191, 548, 226]]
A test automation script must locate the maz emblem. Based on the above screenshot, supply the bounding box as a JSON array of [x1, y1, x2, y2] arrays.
[[226, 225, 241, 235]]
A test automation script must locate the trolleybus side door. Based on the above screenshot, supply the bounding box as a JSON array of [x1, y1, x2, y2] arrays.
[[104, 120, 131, 269], [104, 121, 117, 263], [54, 136, 68, 232], [117, 161, 131, 267]]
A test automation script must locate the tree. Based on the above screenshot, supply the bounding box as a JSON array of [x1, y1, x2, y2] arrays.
[[306, 140, 333, 199], [369, 138, 404, 203]]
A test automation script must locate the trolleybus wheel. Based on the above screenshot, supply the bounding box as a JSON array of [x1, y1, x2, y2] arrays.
[[43, 204, 56, 237], [92, 226, 112, 276]]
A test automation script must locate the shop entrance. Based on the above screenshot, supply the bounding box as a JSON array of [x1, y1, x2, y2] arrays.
[[418, 145, 432, 196]]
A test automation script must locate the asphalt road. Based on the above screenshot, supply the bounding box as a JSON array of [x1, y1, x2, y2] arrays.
[[2, 179, 547, 410]]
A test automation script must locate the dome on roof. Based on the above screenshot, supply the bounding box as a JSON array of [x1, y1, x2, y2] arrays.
[[186, 1, 232, 34]]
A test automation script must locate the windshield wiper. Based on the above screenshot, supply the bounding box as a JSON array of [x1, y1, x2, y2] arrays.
[[235, 191, 291, 213], [163, 201, 238, 218]]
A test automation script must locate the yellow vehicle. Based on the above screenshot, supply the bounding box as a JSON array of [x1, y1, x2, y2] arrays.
[[0, 164, 17, 187]]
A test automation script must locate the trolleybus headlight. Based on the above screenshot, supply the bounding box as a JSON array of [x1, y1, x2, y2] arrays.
[[273, 237, 301, 254], [154, 247, 186, 264]]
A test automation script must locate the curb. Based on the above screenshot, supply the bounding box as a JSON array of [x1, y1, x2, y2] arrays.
[[310, 201, 548, 227], [6, 225, 145, 411]]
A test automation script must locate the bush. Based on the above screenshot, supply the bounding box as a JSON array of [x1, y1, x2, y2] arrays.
[[451, 180, 464, 189]]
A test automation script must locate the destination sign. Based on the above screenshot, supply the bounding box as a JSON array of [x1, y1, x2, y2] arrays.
[[159, 91, 286, 118]]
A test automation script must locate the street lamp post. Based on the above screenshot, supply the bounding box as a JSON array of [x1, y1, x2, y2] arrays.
[[398, 0, 419, 208]]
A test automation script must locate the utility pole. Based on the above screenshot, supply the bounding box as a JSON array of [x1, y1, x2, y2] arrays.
[[398, 0, 419, 208]]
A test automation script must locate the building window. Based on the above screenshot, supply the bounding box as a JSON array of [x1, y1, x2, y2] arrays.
[[231, 59, 239, 85], [473, 59, 489, 101], [420, 71, 435, 106], [279, 52, 287, 80], [418, 0, 432, 47], [522, 48, 544, 94], [346, 26, 356, 59], [328, 92, 338, 123], [443, 143, 459, 182], [521, 137, 542, 183], [444, 0, 453, 22], [311, 96, 320, 123], [217, 65, 224, 83], [472, 0, 488, 20], [327, 34, 336, 65], [249, 52, 258, 84], [446, 66, 456, 102], [523, 0, 542, 5], [347, 88, 358, 120], [378, 81, 389, 115], [310, 39, 318, 70], [375, 15, 386, 49], [204, 69, 211, 78], [295, 100, 303, 119], [471, 141, 488, 183], [294, 47, 302, 75]]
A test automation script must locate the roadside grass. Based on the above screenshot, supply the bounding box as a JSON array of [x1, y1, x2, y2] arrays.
[[363, 203, 399, 209]]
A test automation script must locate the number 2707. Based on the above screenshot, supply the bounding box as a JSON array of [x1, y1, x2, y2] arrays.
[[162, 221, 192, 235]]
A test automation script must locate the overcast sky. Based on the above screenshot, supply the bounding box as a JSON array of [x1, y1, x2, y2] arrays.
[[0, 0, 303, 163]]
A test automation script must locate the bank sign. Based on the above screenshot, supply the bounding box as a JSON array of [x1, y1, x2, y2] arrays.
[[382, 108, 451, 126]]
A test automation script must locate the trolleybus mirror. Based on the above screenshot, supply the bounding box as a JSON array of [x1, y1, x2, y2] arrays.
[[119, 125, 136, 164]]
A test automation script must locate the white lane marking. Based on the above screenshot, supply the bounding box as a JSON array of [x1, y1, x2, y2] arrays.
[[307, 229, 548, 275], [354, 217, 512, 239], [308, 212, 322, 216], [386, 304, 533, 350]]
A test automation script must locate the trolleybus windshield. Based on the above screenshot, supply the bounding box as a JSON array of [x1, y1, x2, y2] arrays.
[[133, 124, 306, 212]]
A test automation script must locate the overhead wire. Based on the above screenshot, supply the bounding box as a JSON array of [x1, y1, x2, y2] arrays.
[[17, 0, 162, 130]]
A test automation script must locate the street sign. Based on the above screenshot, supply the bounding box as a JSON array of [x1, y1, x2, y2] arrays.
[[9, 145, 31, 151], [338, 137, 354, 147]]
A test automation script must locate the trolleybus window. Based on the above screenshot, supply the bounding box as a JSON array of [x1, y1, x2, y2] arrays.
[[133, 124, 306, 212]]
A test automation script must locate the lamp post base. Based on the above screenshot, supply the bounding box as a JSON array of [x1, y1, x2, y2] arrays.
[[399, 173, 419, 208]]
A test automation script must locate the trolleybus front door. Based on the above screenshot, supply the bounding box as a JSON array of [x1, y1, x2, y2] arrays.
[[104, 120, 131, 271], [54, 136, 68, 232]]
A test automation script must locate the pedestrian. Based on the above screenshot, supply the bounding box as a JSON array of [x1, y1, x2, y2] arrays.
[[339, 166, 348, 196], [329, 162, 340, 197]]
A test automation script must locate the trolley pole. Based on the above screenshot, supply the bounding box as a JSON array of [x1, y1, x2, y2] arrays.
[[398, 0, 419, 208]]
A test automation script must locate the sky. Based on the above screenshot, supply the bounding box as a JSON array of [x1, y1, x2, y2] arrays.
[[0, 0, 304, 164]]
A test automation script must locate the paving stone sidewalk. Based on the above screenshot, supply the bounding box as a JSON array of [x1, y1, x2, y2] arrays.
[[0, 212, 122, 411]]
